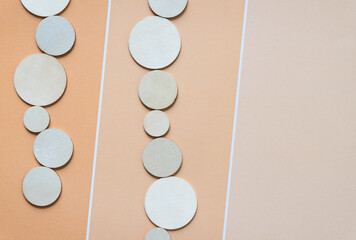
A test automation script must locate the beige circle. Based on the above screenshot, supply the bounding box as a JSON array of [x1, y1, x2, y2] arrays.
[[139, 71, 178, 110], [129, 16, 181, 69], [145, 228, 171, 240], [34, 128, 73, 168], [143, 138, 182, 177], [149, 0, 188, 18], [22, 167, 61, 207], [145, 177, 197, 230], [23, 106, 50, 133], [14, 54, 67, 106], [144, 110, 170, 137], [36, 16, 75, 56], [21, 0, 70, 17]]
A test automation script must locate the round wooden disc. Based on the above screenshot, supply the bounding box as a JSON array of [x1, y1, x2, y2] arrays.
[[139, 71, 178, 110], [22, 167, 61, 207], [36, 16, 75, 56], [33, 128, 73, 168], [143, 138, 182, 178], [21, 0, 70, 17], [145, 228, 171, 240], [129, 16, 181, 69], [144, 110, 170, 137], [14, 54, 67, 106], [149, 0, 188, 18], [145, 177, 197, 230], [23, 106, 50, 133]]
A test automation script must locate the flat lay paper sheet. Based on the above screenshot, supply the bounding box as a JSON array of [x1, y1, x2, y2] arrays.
[[88, 0, 245, 239], [0, 0, 249, 238], [3, 0, 354, 239], [0, 1, 108, 239], [225, 0, 356, 239]]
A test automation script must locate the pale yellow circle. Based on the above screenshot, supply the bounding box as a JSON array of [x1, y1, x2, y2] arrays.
[[144, 110, 170, 137], [143, 138, 182, 177], [139, 70, 178, 110]]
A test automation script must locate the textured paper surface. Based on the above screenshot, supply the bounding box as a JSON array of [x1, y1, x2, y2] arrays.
[[226, 0, 356, 239]]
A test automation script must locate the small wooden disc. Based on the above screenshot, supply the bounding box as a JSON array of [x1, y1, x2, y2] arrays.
[[149, 0, 188, 18], [129, 16, 181, 69], [145, 177, 197, 230], [21, 0, 70, 17], [14, 54, 67, 106], [143, 138, 182, 178], [144, 110, 170, 137], [33, 128, 73, 168], [22, 167, 61, 207], [145, 228, 171, 240], [36, 16, 75, 56], [23, 106, 50, 133], [139, 71, 178, 110]]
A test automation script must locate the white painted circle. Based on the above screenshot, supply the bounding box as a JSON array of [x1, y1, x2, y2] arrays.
[[145, 177, 197, 230], [14, 54, 67, 106], [144, 110, 170, 137], [129, 16, 181, 69], [36, 16, 75, 56], [23, 106, 50, 133], [34, 128, 73, 168], [149, 0, 188, 18], [145, 228, 171, 240], [139, 71, 178, 110], [21, 0, 70, 17], [22, 167, 61, 207], [143, 138, 182, 178]]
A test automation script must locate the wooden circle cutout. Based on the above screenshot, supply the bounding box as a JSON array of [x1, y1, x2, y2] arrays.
[[21, 0, 70, 17], [144, 110, 170, 137], [129, 16, 181, 69], [36, 16, 75, 56], [143, 138, 182, 178], [23, 106, 50, 133], [33, 128, 73, 168], [145, 228, 171, 240], [22, 167, 61, 207], [145, 177, 197, 230], [149, 0, 188, 18], [138, 70, 178, 110], [14, 54, 67, 106]]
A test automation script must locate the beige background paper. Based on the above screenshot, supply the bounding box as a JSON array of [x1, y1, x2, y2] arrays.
[[226, 0, 356, 239]]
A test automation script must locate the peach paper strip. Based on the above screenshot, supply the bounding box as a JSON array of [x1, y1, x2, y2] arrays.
[[226, 0, 356, 239], [88, 0, 245, 239]]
